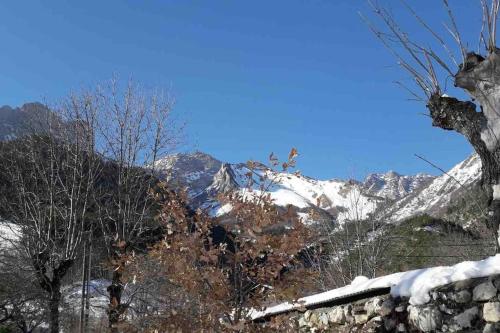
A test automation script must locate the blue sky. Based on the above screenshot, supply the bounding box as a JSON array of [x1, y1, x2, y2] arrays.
[[0, 1, 482, 179]]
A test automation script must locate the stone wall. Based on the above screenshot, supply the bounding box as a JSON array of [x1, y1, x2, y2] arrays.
[[293, 275, 500, 332]]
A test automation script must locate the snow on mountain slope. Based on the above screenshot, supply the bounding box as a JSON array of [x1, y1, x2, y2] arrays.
[[154, 151, 222, 202], [382, 154, 482, 222], [222, 163, 380, 222], [156, 152, 434, 224], [156, 152, 487, 225]]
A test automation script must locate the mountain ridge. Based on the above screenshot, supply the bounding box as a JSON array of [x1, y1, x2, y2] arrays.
[[155, 151, 458, 224]]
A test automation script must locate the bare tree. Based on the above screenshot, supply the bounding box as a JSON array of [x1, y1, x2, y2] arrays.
[[85, 79, 179, 331], [363, 0, 500, 250], [307, 184, 388, 289], [0, 98, 100, 333]]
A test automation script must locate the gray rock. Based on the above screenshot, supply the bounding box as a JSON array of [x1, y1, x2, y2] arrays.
[[304, 310, 312, 321], [298, 316, 308, 328], [378, 299, 395, 316], [484, 302, 500, 323], [473, 281, 497, 301], [327, 307, 345, 325], [452, 306, 479, 329], [307, 311, 330, 330], [395, 305, 406, 313], [439, 303, 454, 315], [492, 276, 500, 289], [384, 318, 397, 331], [317, 312, 329, 327], [344, 305, 354, 324], [454, 290, 472, 304], [364, 297, 383, 319], [354, 313, 369, 324], [308, 312, 318, 325], [396, 323, 407, 332], [484, 323, 500, 333], [408, 305, 442, 332], [453, 278, 475, 291]]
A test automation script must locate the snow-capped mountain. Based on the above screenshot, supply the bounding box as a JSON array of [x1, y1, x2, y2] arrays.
[[154, 151, 222, 206], [380, 154, 482, 222], [155, 152, 436, 223], [363, 171, 435, 201]]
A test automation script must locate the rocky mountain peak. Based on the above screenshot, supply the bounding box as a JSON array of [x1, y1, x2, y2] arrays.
[[155, 151, 222, 199], [363, 171, 434, 201], [0, 102, 53, 141], [208, 163, 239, 195], [150, 150, 481, 225]]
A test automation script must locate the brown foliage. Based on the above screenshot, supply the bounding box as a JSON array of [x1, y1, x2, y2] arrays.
[[124, 149, 317, 331]]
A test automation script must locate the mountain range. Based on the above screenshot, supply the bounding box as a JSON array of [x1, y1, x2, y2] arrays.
[[155, 151, 482, 225], [0, 103, 483, 226]]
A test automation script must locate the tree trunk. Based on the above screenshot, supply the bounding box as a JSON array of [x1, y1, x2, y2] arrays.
[[107, 270, 123, 332], [48, 281, 61, 333], [427, 49, 500, 251]]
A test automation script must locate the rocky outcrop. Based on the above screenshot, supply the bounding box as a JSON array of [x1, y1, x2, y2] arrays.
[[380, 154, 483, 223], [282, 275, 500, 332], [363, 171, 434, 201], [207, 163, 239, 195]]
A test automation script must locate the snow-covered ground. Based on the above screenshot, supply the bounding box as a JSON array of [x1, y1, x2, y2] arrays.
[[63, 279, 110, 320], [0, 219, 21, 250], [250, 254, 500, 320]]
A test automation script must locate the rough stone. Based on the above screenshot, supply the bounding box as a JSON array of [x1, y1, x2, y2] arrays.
[[298, 316, 308, 328], [453, 278, 475, 291], [364, 317, 383, 333], [354, 313, 369, 324], [294, 275, 500, 333], [484, 323, 500, 333], [304, 310, 312, 321], [452, 306, 479, 329], [378, 299, 395, 316], [484, 302, 500, 323], [317, 312, 329, 328], [364, 297, 383, 319], [384, 318, 397, 331], [396, 323, 407, 332], [454, 290, 472, 304], [439, 303, 454, 315], [395, 305, 406, 312], [308, 312, 318, 326], [306, 311, 330, 330], [408, 305, 442, 332], [473, 281, 497, 301], [492, 276, 500, 290], [344, 305, 354, 324], [327, 307, 345, 325]]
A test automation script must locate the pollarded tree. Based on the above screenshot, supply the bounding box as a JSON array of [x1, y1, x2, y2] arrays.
[[364, 0, 500, 249], [0, 100, 101, 333]]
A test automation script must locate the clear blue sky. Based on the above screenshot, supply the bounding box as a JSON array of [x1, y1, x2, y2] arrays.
[[0, 1, 481, 179]]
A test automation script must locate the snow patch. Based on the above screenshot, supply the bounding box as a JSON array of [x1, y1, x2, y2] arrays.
[[493, 184, 500, 200]]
